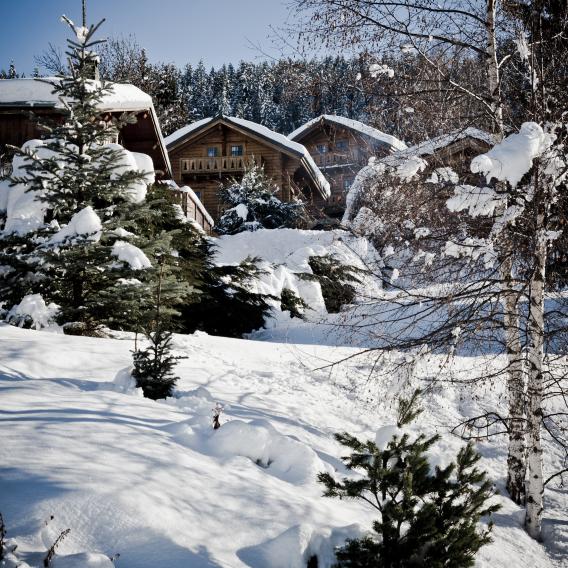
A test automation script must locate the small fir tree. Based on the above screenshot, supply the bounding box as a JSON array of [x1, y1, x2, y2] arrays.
[[215, 163, 305, 235], [132, 254, 186, 400], [319, 392, 500, 568]]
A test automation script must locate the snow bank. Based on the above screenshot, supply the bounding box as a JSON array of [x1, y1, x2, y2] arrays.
[[208, 419, 329, 485], [214, 228, 382, 317], [51, 553, 114, 568], [0, 326, 563, 567], [6, 293, 59, 329], [238, 523, 365, 568], [111, 241, 151, 270]]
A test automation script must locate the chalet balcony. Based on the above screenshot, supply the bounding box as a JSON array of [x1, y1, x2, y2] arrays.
[[180, 155, 255, 174], [313, 152, 360, 168]]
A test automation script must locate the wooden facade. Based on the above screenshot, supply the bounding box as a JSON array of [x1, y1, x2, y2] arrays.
[[166, 116, 329, 222], [288, 115, 406, 218], [0, 79, 172, 179]]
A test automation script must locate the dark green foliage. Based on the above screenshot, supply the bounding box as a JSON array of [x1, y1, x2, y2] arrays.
[[132, 328, 183, 400], [181, 257, 274, 338], [397, 388, 423, 427], [280, 287, 308, 319], [319, 394, 500, 568], [215, 163, 305, 235], [132, 255, 186, 400], [301, 255, 363, 313]]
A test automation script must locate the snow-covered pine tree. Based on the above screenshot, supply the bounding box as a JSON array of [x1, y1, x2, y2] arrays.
[[215, 163, 305, 235], [1, 15, 157, 331], [319, 392, 500, 567]]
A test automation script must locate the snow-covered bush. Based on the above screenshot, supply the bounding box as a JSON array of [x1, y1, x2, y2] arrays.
[[6, 293, 59, 330], [300, 254, 363, 313], [215, 163, 305, 235]]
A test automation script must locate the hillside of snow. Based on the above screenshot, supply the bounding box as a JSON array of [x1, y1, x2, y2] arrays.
[[0, 324, 566, 567]]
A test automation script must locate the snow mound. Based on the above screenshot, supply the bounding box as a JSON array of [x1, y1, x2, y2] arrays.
[[375, 424, 404, 450], [51, 552, 114, 568], [49, 206, 102, 244], [238, 523, 365, 568], [214, 228, 382, 317], [6, 293, 59, 329], [111, 241, 151, 270], [209, 419, 329, 485]]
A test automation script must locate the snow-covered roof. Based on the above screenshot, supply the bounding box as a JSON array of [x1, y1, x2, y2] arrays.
[[166, 116, 331, 198], [380, 127, 495, 167], [0, 78, 154, 111], [288, 115, 407, 151], [0, 78, 171, 178]]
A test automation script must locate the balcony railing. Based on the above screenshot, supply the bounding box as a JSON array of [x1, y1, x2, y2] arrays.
[[180, 155, 254, 174], [313, 152, 363, 168]]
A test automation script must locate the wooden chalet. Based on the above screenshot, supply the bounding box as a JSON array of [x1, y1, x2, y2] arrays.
[[288, 114, 406, 217], [0, 78, 172, 178], [165, 115, 330, 221]]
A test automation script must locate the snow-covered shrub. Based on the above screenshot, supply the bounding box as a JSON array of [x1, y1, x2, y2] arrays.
[[6, 294, 59, 330], [319, 393, 499, 567], [215, 163, 305, 235]]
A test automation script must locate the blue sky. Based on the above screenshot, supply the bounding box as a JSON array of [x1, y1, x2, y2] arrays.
[[1, 0, 292, 74]]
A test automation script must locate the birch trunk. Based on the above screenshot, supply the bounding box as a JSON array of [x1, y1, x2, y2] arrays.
[[486, 0, 503, 137], [525, 192, 547, 540], [502, 256, 526, 505]]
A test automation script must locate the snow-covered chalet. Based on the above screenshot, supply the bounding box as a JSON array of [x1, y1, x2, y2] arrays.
[[165, 115, 330, 222], [0, 78, 171, 178], [288, 115, 407, 218]]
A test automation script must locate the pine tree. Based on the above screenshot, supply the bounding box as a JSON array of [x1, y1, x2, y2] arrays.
[[319, 393, 500, 567], [132, 254, 186, 400], [1, 15, 156, 331], [215, 163, 305, 235]]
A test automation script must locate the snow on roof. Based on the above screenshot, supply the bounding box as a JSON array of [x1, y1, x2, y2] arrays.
[[0, 78, 153, 111], [288, 115, 408, 151], [165, 116, 331, 198], [379, 127, 496, 167], [0, 78, 172, 177]]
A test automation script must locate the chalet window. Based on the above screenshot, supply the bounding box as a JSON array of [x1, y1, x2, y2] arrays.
[[316, 144, 328, 154], [336, 140, 348, 151], [230, 145, 244, 156], [343, 177, 354, 190], [207, 146, 219, 157], [194, 190, 202, 200]]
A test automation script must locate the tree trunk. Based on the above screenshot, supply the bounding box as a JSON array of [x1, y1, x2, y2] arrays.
[[525, 190, 547, 540], [486, 0, 503, 137], [502, 259, 526, 505]]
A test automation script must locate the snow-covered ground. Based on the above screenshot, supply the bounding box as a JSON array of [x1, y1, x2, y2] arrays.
[[0, 324, 566, 567]]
